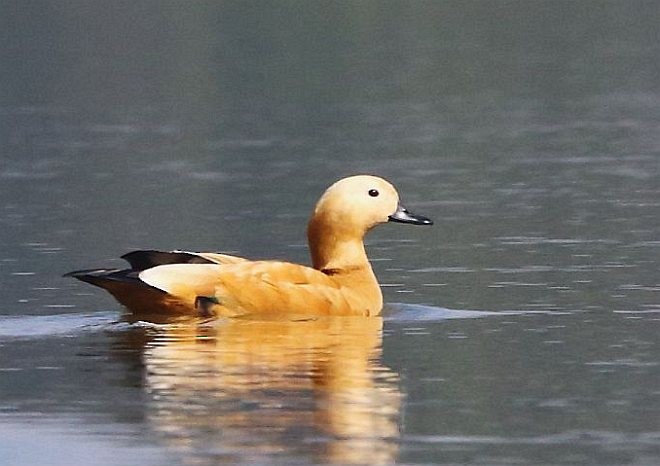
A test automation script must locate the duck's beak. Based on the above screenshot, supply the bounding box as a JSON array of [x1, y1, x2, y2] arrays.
[[388, 204, 433, 225]]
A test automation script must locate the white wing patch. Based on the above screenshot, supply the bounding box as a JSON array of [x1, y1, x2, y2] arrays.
[[139, 264, 224, 297]]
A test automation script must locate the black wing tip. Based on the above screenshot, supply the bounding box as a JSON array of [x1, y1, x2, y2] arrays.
[[120, 250, 159, 270], [120, 250, 158, 261], [120, 250, 214, 271]]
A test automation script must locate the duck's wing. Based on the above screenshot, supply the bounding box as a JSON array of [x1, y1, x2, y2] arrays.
[[192, 251, 247, 265], [65, 250, 248, 316], [121, 250, 247, 271], [139, 261, 360, 317]]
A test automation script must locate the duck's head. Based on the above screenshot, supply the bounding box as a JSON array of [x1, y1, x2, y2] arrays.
[[309, 175, 433, 237]]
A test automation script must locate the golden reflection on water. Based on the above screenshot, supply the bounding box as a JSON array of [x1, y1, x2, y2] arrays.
[[140, 316, 401, 465]]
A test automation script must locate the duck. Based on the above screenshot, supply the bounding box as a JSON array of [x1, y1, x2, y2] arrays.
[[65, 175, 432, 318]]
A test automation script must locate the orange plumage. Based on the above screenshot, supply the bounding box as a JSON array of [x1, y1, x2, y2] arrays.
[[66, 175, 432, 318]]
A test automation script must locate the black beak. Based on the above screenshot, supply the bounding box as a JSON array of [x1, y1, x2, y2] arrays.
[[388, 204, 433, 225]]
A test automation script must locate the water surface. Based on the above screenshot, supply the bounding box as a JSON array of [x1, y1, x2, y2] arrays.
[[1, 2, 659, 465]]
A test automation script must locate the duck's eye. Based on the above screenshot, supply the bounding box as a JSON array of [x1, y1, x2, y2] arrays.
[[368, 189, 379, 197]]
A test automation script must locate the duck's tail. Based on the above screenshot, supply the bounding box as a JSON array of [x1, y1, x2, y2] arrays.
[[64, 268, 135, 287], [64, 268, 191, 316]]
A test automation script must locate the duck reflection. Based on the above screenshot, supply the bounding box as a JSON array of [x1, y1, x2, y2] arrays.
[[139, 316, 401, 465]]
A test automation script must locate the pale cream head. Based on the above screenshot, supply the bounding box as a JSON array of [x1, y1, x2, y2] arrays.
[[311, 175, 401, 235], [307, 175, 432, 271]]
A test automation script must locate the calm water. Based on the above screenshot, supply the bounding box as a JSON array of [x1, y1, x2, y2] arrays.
[[1, 2, 660, 465]]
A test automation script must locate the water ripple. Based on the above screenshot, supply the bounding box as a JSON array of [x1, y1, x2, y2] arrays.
[[404, 430, 660, 446], [0, 313, 119, 339]]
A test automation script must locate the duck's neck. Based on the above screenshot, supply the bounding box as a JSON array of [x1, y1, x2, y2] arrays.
[[307, 217, 370, 272], [307, 216, 383, 314]]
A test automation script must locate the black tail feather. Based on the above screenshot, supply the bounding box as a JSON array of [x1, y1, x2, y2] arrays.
[[64, 268, 143, 288], [64, 267, 188, 315]]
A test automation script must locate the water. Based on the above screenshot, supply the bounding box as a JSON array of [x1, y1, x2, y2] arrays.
[[1, 2, 659, 465]]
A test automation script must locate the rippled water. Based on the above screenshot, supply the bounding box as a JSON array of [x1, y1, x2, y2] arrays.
[[2, 2, 660, 465]]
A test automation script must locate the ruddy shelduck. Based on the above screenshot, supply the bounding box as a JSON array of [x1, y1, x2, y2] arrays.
[[66, 175, 432, 317]]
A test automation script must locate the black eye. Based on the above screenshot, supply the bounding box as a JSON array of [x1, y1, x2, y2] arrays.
[[368, 189, 379, 197]]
